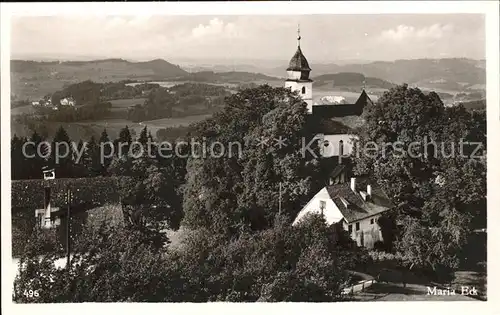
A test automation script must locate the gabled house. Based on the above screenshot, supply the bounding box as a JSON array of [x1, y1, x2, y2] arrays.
[[293, 168, 394, 249], [60, 97, 76, 106]]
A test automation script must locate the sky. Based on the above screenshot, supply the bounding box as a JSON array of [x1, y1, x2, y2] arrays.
[[11, 14, 485, 63]]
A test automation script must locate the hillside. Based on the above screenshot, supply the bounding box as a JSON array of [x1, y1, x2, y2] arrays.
[[267, 58, 485, 92], [313, 72, 395, 90], [11, 58, 188, 100], [11, 57, 486, 103], [174, 71, 282, 85]]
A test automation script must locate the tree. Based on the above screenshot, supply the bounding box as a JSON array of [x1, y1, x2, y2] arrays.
[[72, 139, 88, 177], [354, 84, 486, 273], [11, 135, 28, 180], [22, 131, 50, 179], [115, 126, 132, 157], [109, 156, 183, 230], [13, 213, 368, 302], [182, 85, 323, 233], [136, 126, 150, 155], [144, 87, 176, 119], [82, 136, 104, 177], [99, 129, 112, 175], [51, 126, 74, 178], [14, 222, 170, 303]]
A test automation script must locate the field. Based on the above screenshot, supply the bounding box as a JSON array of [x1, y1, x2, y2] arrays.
[[110, 98, 147, 109], [73, 114, 210, 139], [126, 80, 241, 89], [11, 105, 38, 116], [10, 92, 212, 140]]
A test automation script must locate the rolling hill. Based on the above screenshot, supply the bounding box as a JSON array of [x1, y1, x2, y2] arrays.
[[11, 57, 486, 103], [11, 58, 188, 100], [313, 72, 395, 90], [174, 71, 282, 85], [266, 58, 485, 91]]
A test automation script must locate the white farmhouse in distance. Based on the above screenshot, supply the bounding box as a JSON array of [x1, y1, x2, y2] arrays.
[[60, 97, 76, 106]]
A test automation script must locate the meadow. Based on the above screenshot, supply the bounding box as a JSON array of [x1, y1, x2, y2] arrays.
[[74, 114, 210, 139], [110, 97, 147, 108]]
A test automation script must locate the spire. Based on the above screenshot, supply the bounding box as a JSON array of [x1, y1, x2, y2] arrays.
[[297, 23, 301, 47]]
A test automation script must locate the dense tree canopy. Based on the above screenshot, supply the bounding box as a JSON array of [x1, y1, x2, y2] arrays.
[[182, 85, 323, 233], [353, 84, 486, 271], [14, 213, 368, 302]]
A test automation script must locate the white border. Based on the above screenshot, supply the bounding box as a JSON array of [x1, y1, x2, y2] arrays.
[[1, 1, 499, 315]]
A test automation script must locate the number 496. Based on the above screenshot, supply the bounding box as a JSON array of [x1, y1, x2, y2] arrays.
[[23, 290, 39, 298]]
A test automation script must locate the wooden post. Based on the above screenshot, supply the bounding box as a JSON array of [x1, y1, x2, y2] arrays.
[[66, 188, 71, 268], [278, 182, 282, 216]]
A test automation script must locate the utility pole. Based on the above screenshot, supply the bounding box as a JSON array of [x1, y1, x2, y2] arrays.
[[278, 182, 282, 216], [66, 187, 71, 268]]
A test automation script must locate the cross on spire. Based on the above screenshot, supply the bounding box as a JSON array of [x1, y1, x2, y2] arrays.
[[297, 23, 301, 47]]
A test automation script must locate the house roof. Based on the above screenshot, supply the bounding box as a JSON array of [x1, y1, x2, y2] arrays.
[[355, 90, 373, 108], [311, 117, 353, 134], [329, 164, 346, 179], [312, 89, 373, 118], [326, 178, 393, 223], [287, 46, 311, 72]]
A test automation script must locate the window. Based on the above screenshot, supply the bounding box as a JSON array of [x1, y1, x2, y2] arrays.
[[302, 86, 306, 94], [356, 222, 360, 231], [370, 218, 374, 225], [339, 140, 344, 156], [348, 224, 352, 234]]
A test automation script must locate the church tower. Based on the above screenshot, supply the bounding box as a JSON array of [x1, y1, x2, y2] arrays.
[[285, 25, 313, 113]]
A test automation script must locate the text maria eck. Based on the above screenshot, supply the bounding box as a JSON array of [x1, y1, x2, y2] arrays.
[[427, 286, 478, 296]]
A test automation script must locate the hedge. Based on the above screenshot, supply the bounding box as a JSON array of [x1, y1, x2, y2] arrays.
[[12, 177, 121, 210]]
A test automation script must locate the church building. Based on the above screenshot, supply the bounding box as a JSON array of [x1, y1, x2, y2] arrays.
[[286, 28, 395, 249], [284, 27, 373, 158]]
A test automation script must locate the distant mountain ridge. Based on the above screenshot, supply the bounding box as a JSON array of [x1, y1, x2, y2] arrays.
[[313, 72, 395, 90], [11, 58, 188, 99], [11, 58, 187, 77], [265, 58, 485, 90], [11, 57, 485, 101]]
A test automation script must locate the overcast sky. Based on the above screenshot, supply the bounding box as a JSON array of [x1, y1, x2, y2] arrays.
[[11, 14, 485, 63]]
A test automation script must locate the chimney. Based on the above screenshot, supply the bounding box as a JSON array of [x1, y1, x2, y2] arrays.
[[350, 177, 356, 192], [367, 184, 372, 197]]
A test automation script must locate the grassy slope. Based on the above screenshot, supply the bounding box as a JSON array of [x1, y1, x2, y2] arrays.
[[11, 59, 187, 100]]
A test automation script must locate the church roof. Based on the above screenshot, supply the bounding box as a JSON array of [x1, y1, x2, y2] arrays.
[[287, 46, 311, 72], [312, 90, 373, 118]]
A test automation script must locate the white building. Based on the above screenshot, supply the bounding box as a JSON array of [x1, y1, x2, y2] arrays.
[[35, 168, 61, 229], [60, 97, 76, 106], [293, 167, 393, 249], [284, 28, 370, 159]]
